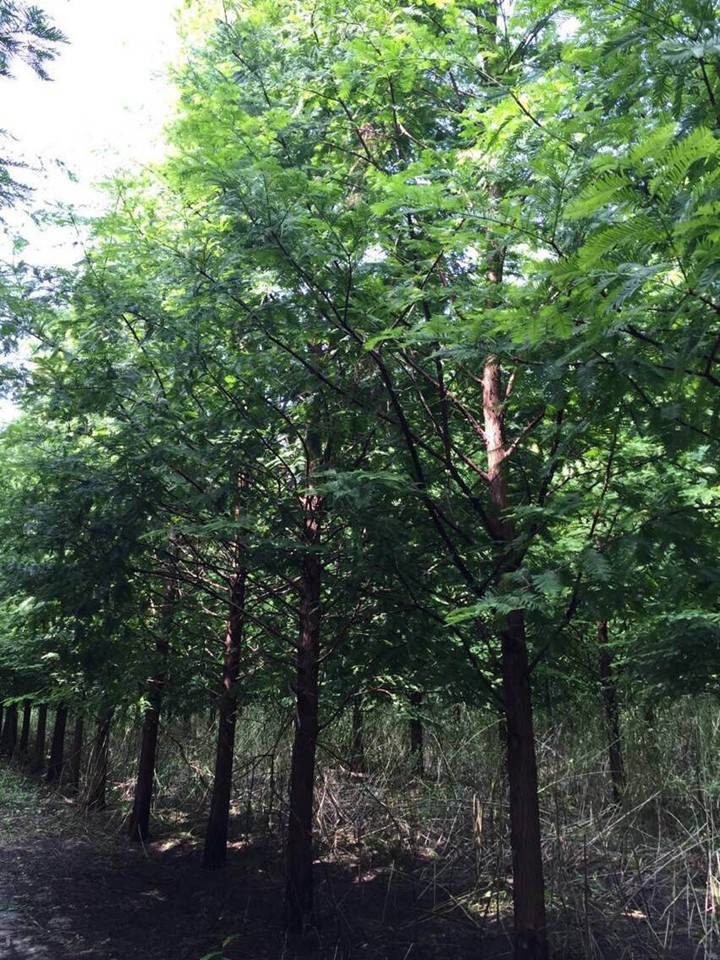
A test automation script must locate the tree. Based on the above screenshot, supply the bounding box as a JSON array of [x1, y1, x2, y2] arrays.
[[2, 0, 720, 955], [0, 1, 64, 78]]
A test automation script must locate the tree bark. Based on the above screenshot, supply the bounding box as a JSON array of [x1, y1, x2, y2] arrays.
[[0, 703, 18, 758], [409, 690, 425, 776], [483, 356, 548, 959], [29, 702, 48, 774], [202, 550, 246, 869], [85, 709, 112, 812], [284, 488, 323, 931], [350, 698, 365, 774], [128, 551, 178, 843], [66, 714, 84, 795], [598, 620, 625, 805], [45, 704, 67, 782], [18, 700, 32, 756]]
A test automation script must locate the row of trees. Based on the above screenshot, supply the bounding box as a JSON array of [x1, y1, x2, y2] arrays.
[[2, 1, 720, 957]]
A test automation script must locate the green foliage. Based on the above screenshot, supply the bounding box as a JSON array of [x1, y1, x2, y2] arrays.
[[0, 0, 718, 779], [0, 1, 65, 79]]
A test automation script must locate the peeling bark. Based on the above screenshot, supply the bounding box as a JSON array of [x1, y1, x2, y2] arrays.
[[483, 357, 547, 959]]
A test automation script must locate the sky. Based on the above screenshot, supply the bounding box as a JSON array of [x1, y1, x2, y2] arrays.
[[4, 0, 183, 262], [1, 0, 185, 422]]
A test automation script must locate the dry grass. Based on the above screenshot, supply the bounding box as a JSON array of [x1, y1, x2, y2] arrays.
[[96, 696, 720, 957]]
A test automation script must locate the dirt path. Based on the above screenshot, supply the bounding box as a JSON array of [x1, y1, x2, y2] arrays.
[[0, 769, 495, 960], [0, 771, 243, 960]]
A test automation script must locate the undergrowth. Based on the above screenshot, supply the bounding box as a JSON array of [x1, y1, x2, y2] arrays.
[[24, 695, 720, 957]]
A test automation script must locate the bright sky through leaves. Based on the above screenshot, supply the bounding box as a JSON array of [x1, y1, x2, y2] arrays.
[[3, 0, 181, 263], [0, 0, 182, 423]]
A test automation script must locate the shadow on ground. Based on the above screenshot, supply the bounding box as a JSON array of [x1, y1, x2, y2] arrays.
[[0, 783, 703, 960]]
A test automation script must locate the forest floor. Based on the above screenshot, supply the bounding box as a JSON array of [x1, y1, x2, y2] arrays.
[[0, 767, 507, 960], [0, 766, 710, 960]]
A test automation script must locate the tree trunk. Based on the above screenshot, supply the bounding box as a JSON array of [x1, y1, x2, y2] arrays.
[[483, 356, 548, 959], [128, 554, 177, 843], [409, 691, 424, 776], [66, 714, 84, 795], [284, 489, 323, 931], [45, 704, 67, 782], [0, 703, 18, 758], [202, 555, 246, 869], [18, 700, 32, 756], [502, 610, 547, 958], [350, 698, 365, 774], [30, 702, 48, 774], [598, 620, 625, 805], [85, 709, 112, 812]]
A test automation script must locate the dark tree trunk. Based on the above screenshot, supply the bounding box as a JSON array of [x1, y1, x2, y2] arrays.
[[85, 709, 112, 812], [598, 620, 625, 805], [18, 700, 32, 756], [29, 702, 48, 774], [128, 554, 177, 843], [203, 548, 247, 869], [501, 610, 547, 958], [0, 703, 18, 757], [644, 704, 656, 731], [66, 715, 84, 795], [128, 698, 164, 839], [284, 488, 323, 931], [483, 356, 548, 959], [45, 704, 67, 782], [350, 699, 365, 774], [409, 691, 424, 775]]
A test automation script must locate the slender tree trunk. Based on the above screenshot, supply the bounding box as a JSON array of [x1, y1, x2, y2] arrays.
[[128, 553, 178, 843], [409, 691, 425, 776], [66, 715, 84, 795], [0, 703, 18, 757], [18, 700, 32, 756], [284, 488, 323, 931], [203, 553, 246, 869], [501, 610, 547, 958], [483, 356, 547, 959], [85, 709, 112, 812], [30, 702, 48, 774], [598, 620, 625, 805], [644, 704, 656, 732], [127, 665, 168, 842], [45, 704, 67, 782], [350, 698, 365, 775]]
